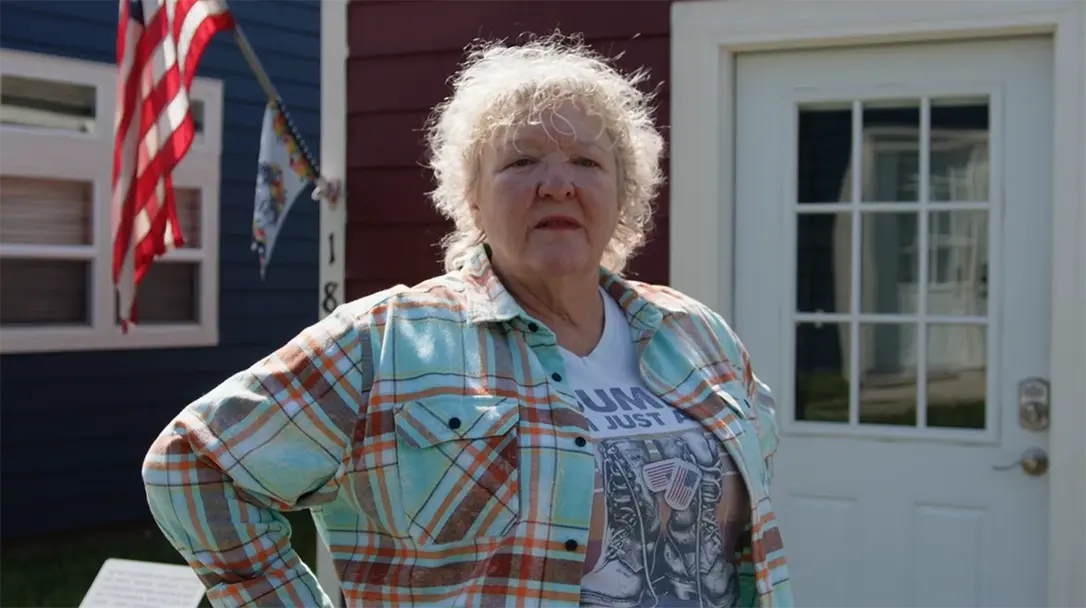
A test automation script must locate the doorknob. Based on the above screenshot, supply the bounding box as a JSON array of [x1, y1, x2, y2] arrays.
[[992, 447, 1049, 476]]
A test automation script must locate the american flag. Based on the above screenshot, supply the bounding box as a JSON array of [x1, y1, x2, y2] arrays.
[[642, 458, 678, 492], [111, 0, 234, 328], [664, 460, 701, 511]]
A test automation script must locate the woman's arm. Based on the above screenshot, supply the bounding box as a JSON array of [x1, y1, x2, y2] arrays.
[[694, 302, 781, 481], [706, 318, 782, 607], [745, 371, 780, 488], [142, 308, 371, 607]]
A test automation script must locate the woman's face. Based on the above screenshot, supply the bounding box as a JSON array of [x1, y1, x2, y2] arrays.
[[471, 102, 620, 281]]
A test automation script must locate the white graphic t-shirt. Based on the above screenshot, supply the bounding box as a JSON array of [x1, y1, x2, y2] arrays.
[[564, 290, 750, 608]]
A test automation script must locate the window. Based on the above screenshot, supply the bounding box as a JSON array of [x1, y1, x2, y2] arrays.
[[793, 96, 993, 436], [0, 49, 222, 353]]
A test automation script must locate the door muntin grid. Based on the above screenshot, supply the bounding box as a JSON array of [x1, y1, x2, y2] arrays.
[[791, 95, 995, 436]]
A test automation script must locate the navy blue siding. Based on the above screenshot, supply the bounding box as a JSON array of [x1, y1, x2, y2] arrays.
[[0, 0, 321, 537]]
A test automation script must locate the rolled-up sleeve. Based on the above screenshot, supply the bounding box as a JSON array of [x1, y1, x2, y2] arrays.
[[142, 309, 370, 607]]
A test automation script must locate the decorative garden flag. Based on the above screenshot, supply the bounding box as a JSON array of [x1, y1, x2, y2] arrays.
[[252, 101, 315, 278]]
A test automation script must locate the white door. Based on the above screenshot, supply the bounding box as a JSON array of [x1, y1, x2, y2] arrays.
[[734, 37, 1052, 607]]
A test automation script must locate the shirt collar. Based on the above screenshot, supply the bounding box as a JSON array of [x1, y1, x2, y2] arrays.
[[459, 244, 686, 332]]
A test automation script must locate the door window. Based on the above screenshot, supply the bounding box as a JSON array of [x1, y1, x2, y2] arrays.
[[793, 97, 992, 432]]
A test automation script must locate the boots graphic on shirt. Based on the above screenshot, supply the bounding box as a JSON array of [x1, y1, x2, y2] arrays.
[[580, 439, 661, 607], [581, 431, 747, 607], [653, 431, 739, 608]]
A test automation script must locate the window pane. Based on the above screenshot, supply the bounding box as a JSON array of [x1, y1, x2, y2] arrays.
[[862, 101, 921, 203], [174, 188, 201, 248], [0, 258, 90, 325], [191, 99, 205, 141], [0, 75, 95, 134], [796, 212, 852, 313], [797, 103, 852, 204], [858, 323, 917, 426], [795, 322, 849, 423], [116, 262, 199, 324], [0, 176, 93, 245], [930, 98, 989, 202], [860, 211, 918, 314], [927, 324, 986, 429], [928, 210, 989, 316]]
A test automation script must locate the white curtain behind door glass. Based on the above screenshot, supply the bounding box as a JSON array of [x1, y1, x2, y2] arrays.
[[832, 128, 989, 381]]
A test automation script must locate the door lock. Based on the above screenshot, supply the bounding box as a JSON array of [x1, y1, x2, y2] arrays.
[[1018, 377, 1050, 431], [993, 447, 1049, 476]]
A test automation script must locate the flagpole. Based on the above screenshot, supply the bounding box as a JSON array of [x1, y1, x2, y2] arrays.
[[229, 14, 334, 200], [232, 27, 282, 106]]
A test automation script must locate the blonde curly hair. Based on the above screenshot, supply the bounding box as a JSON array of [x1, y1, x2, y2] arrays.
[[424, 32, 665, 274]]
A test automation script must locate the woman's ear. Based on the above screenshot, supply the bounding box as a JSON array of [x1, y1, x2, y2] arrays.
[[465, 175, 486, 231]]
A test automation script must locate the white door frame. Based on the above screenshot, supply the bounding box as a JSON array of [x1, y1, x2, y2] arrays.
[[669, 2, 1085, 606]]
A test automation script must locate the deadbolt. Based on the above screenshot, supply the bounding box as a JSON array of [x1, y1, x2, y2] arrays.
[[993, 447, 1049, 476], [1018, 377, 1050, 431]]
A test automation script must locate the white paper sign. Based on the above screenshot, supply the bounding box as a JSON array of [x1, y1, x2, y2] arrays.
[[79, 558, 206, 608]]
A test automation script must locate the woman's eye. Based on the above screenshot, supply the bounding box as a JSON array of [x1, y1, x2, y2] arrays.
[[574, 157, 601, 168], [507, 158, 534, 168]]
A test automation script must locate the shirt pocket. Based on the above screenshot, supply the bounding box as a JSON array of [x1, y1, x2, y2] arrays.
[[711, 384, 753, 421], [394, 395, 520, 545]]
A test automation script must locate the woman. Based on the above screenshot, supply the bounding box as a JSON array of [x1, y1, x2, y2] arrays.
[[143, 33, 792, 608]]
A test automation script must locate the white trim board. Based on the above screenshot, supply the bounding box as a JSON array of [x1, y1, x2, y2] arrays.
[[669, 2, 1085, 607], [319, 0, 348, 323], [316, 0, 348, 604]]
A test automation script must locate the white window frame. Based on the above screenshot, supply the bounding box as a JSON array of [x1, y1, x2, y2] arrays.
[[0, 48, 222, 354]]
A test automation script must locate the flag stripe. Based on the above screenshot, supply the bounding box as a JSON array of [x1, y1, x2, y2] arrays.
[[111, 0, 233, 327]]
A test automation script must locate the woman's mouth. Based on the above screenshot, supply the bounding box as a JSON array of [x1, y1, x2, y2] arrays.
[[535, 216, 581, 230]]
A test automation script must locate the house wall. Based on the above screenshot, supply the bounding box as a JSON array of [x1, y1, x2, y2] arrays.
[[0, 0, 322, 538], [344, 0, 673, 300]]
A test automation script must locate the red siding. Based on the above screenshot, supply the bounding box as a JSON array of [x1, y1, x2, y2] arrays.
[[345, 0, 673, 300]]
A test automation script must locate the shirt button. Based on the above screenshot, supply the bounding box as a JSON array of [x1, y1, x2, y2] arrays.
[[551, 372, 563, 382], [448, 417, 462, 430], [565, 539, 579, 551], [527, 322, 539, 332], [575, 436, 587, 447]]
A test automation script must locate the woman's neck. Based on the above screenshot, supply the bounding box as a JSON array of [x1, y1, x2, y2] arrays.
[[495, 264, 605, 356]]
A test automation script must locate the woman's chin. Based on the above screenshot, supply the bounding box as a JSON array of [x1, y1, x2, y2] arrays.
[[528, 246, 596, 278]]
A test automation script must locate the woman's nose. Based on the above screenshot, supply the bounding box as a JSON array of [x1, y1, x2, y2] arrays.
[[537, 163, 575, 200]]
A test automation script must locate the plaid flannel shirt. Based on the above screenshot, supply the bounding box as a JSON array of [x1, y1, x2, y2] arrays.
[[143, 246, 793, 607]]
